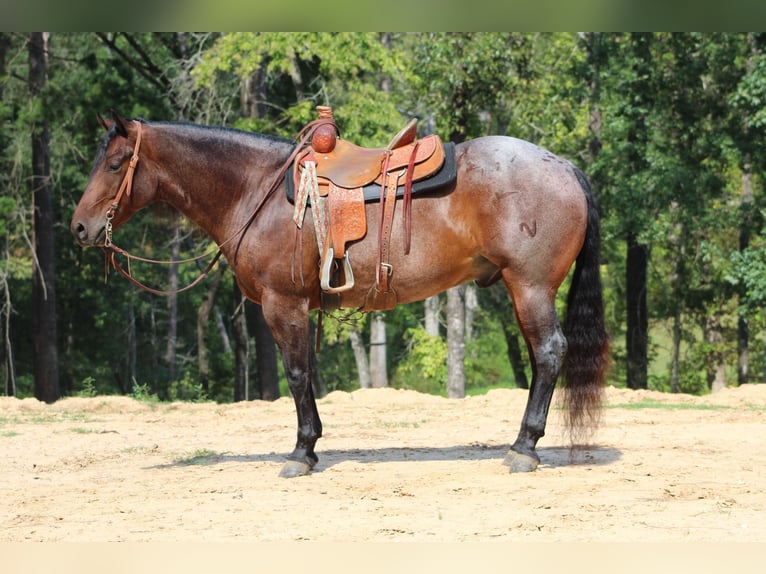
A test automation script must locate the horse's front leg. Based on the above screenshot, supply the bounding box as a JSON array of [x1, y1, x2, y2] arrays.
[[260, 292, 321, 478]]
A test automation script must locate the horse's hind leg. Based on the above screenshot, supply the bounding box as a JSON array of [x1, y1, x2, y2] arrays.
[[503, 280, 567, 472]]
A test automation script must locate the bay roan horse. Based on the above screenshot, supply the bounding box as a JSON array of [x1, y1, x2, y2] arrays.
[[71, 111, 609, 478]]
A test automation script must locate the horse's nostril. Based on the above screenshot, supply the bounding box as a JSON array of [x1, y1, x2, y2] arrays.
[[74, 222, 87, 240]]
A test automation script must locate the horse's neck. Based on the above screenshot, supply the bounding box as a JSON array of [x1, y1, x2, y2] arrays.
[[152, 124, 291, 244]]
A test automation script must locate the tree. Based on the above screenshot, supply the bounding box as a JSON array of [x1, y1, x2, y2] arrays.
[[5, 32, 766, 402], [720, 33, 766, 385], [29, 32, 59, 403], [0, 32, 16, 396], [232, 283, 249, 401], [591, 33, 655, 390], [252, 304, 280, 400], [369, 313, 388, 388], [446, 285, 466, 398]]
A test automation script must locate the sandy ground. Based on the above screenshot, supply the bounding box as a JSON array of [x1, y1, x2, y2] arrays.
[[1, 384, 765, 543]]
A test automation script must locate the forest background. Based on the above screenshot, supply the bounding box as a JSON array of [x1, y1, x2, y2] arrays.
[[2, 32, 766, 404]]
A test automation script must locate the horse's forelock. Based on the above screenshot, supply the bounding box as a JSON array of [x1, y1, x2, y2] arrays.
[[88, 127, 118, 175]]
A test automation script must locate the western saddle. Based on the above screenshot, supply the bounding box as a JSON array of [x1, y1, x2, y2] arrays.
[[292, 106, 447, 311]]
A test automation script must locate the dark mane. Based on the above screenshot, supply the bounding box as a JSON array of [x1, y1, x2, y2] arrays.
[[148, 119, 292, 147], [90, 117, 292, 174]]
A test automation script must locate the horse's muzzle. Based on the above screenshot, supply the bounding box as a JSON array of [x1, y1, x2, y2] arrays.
[[71, 220, 106, 247]]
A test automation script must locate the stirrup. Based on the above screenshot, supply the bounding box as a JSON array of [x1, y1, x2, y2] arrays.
[[320, 248, 355, 293]]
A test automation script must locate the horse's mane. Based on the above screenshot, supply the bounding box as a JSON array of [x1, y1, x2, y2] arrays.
[[91, 117, 293, 174], [147, 119, 292, 147]]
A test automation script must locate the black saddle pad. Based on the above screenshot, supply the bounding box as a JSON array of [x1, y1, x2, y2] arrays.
[[285, 142, 456, 205]]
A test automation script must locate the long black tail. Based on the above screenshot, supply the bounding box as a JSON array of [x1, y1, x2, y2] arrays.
[[561, 168, 610, 444]]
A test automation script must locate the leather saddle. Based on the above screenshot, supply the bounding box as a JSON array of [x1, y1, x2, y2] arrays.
[[291, 107, 451, 310]]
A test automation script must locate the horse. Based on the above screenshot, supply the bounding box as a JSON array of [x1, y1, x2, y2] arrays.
[[71, 111, 610, 478]]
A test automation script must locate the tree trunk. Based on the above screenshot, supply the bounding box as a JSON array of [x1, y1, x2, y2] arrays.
[[369, 313, 388, 388], [242, 58, 269, 118], [705, 313, 727, 393], [1, 33, 16, 396], [349, 327, 371, 388], [464, 284, 478, 341], [197, 263, 225, 394], [626, 233, 648, 390], [127, 303, 136, 388], [29, 32, 59, 403], [252, 303, 279, 400], [738, 168, 753, 386], [583, 31, 604, 163], [424, 295, 441, 337], [164, 213, 180, 384], [502, 317, 529, 389], [2, 267, 16, 397], [379, 32, 392, 92], [446, 284, 466, 398], [232, 284, 249, 401], [670, 311, 681, 394], [214, 306, 231, 354], [308, 316, 326, 398]]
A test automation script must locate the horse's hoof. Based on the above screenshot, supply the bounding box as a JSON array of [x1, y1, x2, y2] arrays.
[[503, 450, 539, 473], [279, 460, 313, 478]]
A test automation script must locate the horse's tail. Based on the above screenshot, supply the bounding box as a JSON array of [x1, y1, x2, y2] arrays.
[[561, 167, 610, 445]]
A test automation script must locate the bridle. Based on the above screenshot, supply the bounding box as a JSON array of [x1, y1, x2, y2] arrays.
[[101, 120, 224, 296], [104, 121, 142, 248], [100, 117, 331, 296]]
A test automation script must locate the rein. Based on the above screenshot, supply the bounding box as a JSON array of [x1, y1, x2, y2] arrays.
[[102, 117, 335, 296]]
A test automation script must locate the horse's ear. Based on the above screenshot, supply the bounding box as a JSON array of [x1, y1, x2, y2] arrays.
[[110, 109, 129, 138], [97, 113, 112, 131]]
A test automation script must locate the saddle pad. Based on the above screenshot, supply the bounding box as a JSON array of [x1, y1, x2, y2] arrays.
[[286, 142, 456, 205]]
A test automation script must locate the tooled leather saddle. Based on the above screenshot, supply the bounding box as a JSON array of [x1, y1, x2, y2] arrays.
[[288, 106, 456, 311]]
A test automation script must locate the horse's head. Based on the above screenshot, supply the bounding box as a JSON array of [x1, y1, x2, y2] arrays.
[[71, 111, 155, 247]]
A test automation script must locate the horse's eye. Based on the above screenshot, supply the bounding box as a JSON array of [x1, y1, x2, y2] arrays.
[[106, 161, 121, 172]]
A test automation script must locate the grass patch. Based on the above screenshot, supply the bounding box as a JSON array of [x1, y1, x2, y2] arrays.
[[0, 412, 97, 426], [2, 431, 20, 438], [173, 449, 227, 466], [607, 398, 733, 411], [68, 427, 102, 434], [376, 420, 424, 429]]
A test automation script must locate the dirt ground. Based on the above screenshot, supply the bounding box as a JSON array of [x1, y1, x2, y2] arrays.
[[1, 384, 765, 543]]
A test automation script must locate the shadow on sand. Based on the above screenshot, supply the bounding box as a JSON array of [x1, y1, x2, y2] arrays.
[[147, 443, 621, 472]]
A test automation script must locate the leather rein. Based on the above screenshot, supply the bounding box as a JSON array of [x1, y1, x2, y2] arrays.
[[101, 118, 332, 296]]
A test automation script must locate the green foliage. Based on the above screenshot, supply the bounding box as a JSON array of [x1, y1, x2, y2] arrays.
[[131, 382, 159, 404], [4, 32, 766, 404], [727, 234, 766, 312], [76, 377, 98, 398], [168, 372, 209, 403], [0, 197, 14, 237], [393, 326, 447, 394], [464, 313, 515, 391]]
